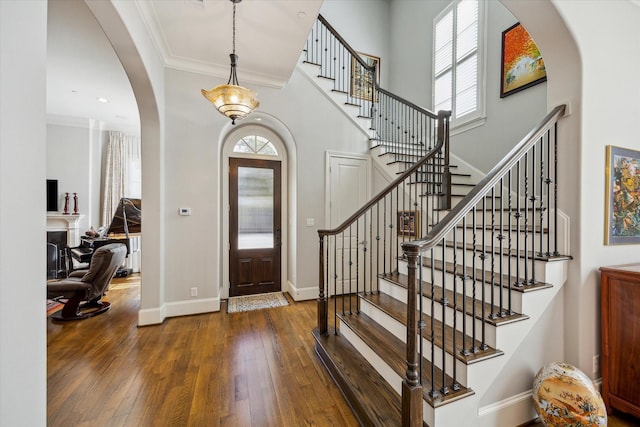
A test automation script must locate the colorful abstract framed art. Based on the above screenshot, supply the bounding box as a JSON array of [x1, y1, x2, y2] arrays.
[[500, 22, 547, 98], [604, 145, 640, 245]]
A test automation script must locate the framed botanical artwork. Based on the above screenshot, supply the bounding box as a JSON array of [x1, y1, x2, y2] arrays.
[[350, 52, 379, 101], [500, 22, 547, 98], [397, 210, 419, 237], [604, 145, 640, 245]]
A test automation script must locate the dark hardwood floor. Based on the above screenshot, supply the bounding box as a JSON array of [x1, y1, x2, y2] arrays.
[[47, 274, 357, 426], [48, 275, 640, 427]]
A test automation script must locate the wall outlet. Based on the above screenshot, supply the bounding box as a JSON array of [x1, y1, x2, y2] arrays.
[[190, 287, 198, 297], [593, 354, 599, 374]]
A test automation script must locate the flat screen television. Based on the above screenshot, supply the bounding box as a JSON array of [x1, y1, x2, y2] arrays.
[[47, 179, 58, 212], [107, 198, 141, 236]]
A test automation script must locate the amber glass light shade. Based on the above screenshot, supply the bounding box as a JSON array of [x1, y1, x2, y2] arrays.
[[201, 84, 259, 125]]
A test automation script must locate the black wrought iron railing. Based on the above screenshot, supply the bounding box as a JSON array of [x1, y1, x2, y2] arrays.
[[402, 104, 566, 402], [304, 16, 446, 172]]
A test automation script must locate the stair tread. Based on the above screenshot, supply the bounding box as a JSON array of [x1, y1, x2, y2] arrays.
[[415, 257, 553, 292], [361, 293, 504, 364], [312, 328, 403, 427], [338, 311, 475, 407], [380, 272, 528, 326], [435, 241, 572, 262]]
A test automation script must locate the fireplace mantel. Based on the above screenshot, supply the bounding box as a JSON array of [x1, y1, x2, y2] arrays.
[[46, 213, 84, 247]]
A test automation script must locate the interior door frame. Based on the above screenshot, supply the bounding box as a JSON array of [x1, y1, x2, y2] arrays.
[[324, 151, 371, 229], [221, 125, 288, 300]]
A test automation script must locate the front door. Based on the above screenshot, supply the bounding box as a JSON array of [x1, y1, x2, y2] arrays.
[[229, 158, 281, 297]]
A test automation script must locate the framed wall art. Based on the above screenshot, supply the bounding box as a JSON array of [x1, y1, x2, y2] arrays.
[[397, 210, 419, 237], [500, 22, 547, 98], [350, 52, 379, 101], [604, 145, 640, 245]]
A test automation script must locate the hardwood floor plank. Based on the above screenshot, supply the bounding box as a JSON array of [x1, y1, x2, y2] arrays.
[[48, 275, 357, 426]]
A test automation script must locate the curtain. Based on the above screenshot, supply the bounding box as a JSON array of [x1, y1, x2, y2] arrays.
[[101, 131, 141, 226], [101, 131, 142, 273]]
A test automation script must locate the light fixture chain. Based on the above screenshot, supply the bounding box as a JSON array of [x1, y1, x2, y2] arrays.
[[232, 1, 236, 55]]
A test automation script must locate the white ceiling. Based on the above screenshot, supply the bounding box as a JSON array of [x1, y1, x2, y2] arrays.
[[46, 0, 323, 133]]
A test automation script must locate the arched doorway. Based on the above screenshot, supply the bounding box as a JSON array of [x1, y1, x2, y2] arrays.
[[221, 124, 289, 299]]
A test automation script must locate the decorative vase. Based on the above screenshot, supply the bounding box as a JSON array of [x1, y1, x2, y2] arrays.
[[73, 193, 79, 214], [532, 362, 607, 427], [63, 193, 70, 215]]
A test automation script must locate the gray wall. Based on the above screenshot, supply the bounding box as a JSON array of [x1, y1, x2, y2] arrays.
[[388, 0, 547, 173]]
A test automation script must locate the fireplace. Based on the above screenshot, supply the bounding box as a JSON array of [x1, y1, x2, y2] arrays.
[[47, 231, 67, 279]]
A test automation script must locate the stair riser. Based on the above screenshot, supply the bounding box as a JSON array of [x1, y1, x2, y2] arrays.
[[426, 248, 549, 280], [338, 320, 436, 425], [396, 263, 534, 313], [359, 298, 471, 387], [379, 279, 499, 348]]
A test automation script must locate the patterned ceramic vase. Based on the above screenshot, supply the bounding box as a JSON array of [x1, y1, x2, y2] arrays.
[[532, 362, 607, 427]]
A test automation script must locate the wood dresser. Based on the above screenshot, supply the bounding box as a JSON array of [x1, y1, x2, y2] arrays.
[[600, 263, 640, 419]]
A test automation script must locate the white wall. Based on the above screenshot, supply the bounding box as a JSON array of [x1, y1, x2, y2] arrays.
[[551, 0, 640, 375], [388, 0, 547, 173], [0, 1, 48, 426], [320, 0, 392, 89], [47, 124, 95, 231], [162, 63, 371, 305]]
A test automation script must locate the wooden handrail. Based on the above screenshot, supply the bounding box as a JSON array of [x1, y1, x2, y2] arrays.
[[402, 104, 566, 254], [317, 15, 375, 72], [318, 110, 451, 237]]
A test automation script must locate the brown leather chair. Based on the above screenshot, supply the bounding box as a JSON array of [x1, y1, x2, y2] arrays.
[[47, 243, 127, 321]]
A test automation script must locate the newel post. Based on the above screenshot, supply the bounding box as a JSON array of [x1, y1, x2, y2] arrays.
[[401, 243, 423, 427], [318, 234, 328, 335]]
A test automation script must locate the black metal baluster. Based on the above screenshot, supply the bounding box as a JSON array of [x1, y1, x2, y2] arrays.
[[489, 190, 497, 320], [429, 247, 439, 399], [530, 145, 537, 286], [553, 122, 559, 256], [514, 161, 522, 288]]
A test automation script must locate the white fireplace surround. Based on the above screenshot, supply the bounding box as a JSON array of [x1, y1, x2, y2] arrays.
[[46, 213, 84, 247]]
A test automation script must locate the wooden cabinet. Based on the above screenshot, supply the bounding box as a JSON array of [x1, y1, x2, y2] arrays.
[[600, 263, 640, 418]]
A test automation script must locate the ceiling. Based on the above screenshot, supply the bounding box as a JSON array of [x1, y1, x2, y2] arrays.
[[46, 0, 323, 133]]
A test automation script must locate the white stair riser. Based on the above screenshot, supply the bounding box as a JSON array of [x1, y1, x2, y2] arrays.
[[338, 319, 436, 425], [379, 279, 499, 348], [359, 297, 470, 387]]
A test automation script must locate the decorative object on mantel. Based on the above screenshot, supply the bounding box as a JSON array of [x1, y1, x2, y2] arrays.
[[63, 192, 70, 215], [73, 192, 79, 215], [532, 361, 607, 427], [201, 0, 259, 125]]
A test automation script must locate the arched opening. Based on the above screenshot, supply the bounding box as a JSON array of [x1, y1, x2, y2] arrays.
[[220, 118, 295, 300], [82, 0, 165, 326]]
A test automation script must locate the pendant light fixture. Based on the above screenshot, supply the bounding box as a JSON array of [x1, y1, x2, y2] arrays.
[[201, 0, 259, 125]]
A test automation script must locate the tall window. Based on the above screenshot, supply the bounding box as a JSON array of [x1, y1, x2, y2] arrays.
[[433, 0, 484, 129]]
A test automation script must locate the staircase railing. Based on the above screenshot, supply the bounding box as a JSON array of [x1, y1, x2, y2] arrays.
[[401, 104, 566, 418], [304, 16, 446, 172]]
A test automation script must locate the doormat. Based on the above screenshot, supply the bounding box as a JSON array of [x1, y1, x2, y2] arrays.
[[227, 292, 289, 314]]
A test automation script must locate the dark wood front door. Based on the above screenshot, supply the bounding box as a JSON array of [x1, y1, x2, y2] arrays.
[[229, 158, 282, 297]]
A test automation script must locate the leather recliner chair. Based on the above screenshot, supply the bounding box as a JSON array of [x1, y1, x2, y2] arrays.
[[47, 243, 127, 321]]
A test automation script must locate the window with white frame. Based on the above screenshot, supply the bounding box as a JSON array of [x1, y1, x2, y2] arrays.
[[433, 0, 484, 129]]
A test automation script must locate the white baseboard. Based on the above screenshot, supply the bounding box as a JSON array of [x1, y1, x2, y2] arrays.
[[165, 298, 220, 318], [137, 298, 220, 326], [478, 390, 537, 427], [138, 305, 165, 326], [286, 281, 318, 301]]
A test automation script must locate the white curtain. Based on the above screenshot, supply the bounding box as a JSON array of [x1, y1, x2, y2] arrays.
[[101, 131, 141, 226], [101, 131, 142, 273]]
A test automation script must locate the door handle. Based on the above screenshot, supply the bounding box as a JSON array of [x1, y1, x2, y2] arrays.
[[275, 228, 281, 247]]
